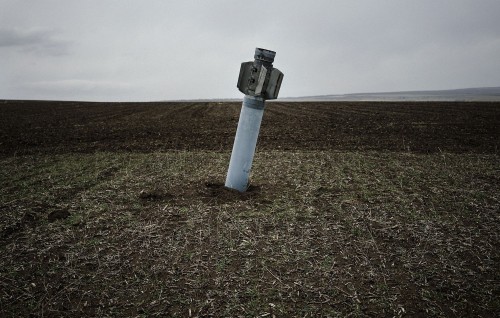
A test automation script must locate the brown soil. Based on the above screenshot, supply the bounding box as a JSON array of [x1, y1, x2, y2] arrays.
[[0, 100, 499, 317], [1, 100, 498, 155]]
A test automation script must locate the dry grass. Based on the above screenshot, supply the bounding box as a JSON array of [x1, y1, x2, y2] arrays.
[[1, 150, 498, 317]]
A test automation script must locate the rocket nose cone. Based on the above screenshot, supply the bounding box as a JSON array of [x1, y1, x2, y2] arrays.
[[254, 48, 276, 64]]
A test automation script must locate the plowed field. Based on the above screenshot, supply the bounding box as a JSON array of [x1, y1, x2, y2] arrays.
[[1, 100, 499, 317], [1, 100, 498, 155]]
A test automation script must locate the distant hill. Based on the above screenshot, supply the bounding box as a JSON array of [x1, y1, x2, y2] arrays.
[[281, 86, 500, 102]]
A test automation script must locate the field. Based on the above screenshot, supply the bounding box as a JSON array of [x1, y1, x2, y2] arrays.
[[0, 100, 499, 317]]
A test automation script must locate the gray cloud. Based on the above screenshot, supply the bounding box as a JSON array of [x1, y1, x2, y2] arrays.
[[0, 27, 70, 55], [1, 0, 499, 101], [9, 79, 135, 101], [25, 79, 132, 92]]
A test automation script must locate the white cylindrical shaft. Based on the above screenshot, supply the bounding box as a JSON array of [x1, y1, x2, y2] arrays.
[[225, 95, 265, 192]]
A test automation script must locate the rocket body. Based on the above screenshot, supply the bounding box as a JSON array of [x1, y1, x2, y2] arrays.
[[225, 96, 265, 191], [225, 48, 283, 192]]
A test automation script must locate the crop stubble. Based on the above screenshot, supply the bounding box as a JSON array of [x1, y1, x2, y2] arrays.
[[0, 100, 499, 317]]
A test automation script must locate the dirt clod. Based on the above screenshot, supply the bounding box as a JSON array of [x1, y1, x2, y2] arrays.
[[139, 189, 173, 201], [47, 209, 70, 222], [201, 181, 261, 202]]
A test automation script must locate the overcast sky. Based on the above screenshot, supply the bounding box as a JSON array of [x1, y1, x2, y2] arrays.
[[1, 0, 500, 101]]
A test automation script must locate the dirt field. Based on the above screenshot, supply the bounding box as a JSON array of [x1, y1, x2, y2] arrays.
[[1, 100, 498, 155], [0, 100, 499, 317]]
